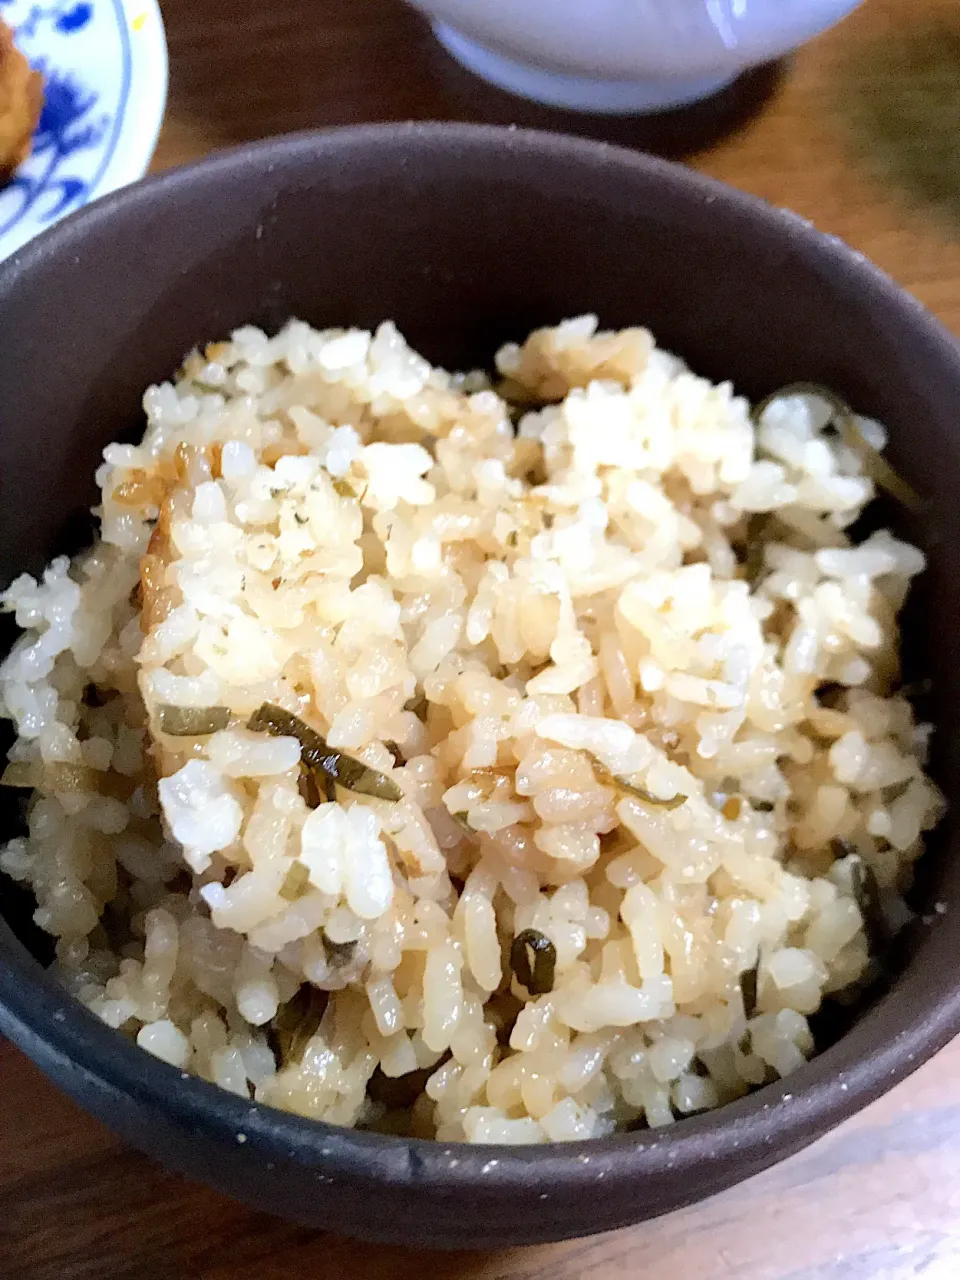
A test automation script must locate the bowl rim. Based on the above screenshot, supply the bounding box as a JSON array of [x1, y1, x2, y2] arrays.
[[2, 120, 960, 1193]]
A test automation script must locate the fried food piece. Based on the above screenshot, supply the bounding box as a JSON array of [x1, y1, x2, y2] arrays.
[[0, 18, 43, 177]]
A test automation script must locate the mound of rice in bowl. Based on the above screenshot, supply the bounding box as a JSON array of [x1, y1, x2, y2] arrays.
[[0, 317, 944, 1143]]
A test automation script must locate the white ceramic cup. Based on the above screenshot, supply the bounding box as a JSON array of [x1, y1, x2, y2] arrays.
[[408, 0, 863, 113]]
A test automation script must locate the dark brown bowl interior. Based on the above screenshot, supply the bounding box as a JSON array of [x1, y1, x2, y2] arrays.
[[1, 124, 959, 1249]]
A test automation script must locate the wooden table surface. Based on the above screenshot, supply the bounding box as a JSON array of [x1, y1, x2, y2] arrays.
[[6, 0, 960, 1275]]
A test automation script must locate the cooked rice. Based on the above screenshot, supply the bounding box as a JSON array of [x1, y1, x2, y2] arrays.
[[0, 315, 944, 1143]]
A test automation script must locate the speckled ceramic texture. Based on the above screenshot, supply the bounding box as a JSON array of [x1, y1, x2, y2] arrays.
[[0, 125, 957, 1248]]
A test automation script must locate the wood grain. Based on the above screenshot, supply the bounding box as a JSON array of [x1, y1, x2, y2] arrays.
[[6, 0, 960, 1275]]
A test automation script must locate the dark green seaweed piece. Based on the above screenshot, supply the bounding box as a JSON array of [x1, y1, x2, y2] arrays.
[[848, 855, 889, 952], [742, 514, 769, 585], [751, 381, 920, 511], [367, 1063, 438, 1110], [82, 683, 117, 708], [486, 990, 525, 1046], [816, 682, 846, 710], [157, 705, 231, 736], [298, 767, 322, 810], [322, 932, 358, 968], [267, 984, 329, 1065], [450, 810, 476, 836], [740, 962, 759, 1019], [247, 703, 402, 801], [588, 754, 687, 810], [510, 929, 557, 996]]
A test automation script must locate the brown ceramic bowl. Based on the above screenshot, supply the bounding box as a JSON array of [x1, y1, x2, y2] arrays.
[[0, 124, 958, 1249]]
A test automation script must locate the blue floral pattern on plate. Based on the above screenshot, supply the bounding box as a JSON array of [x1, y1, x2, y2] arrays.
[[0, 0, 165, 260]]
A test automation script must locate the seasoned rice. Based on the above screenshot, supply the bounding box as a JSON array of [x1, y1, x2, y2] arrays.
[[0, 316, 944, 1142]]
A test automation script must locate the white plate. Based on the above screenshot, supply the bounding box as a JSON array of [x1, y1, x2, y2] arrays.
[[0, 0, 167, 262]]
